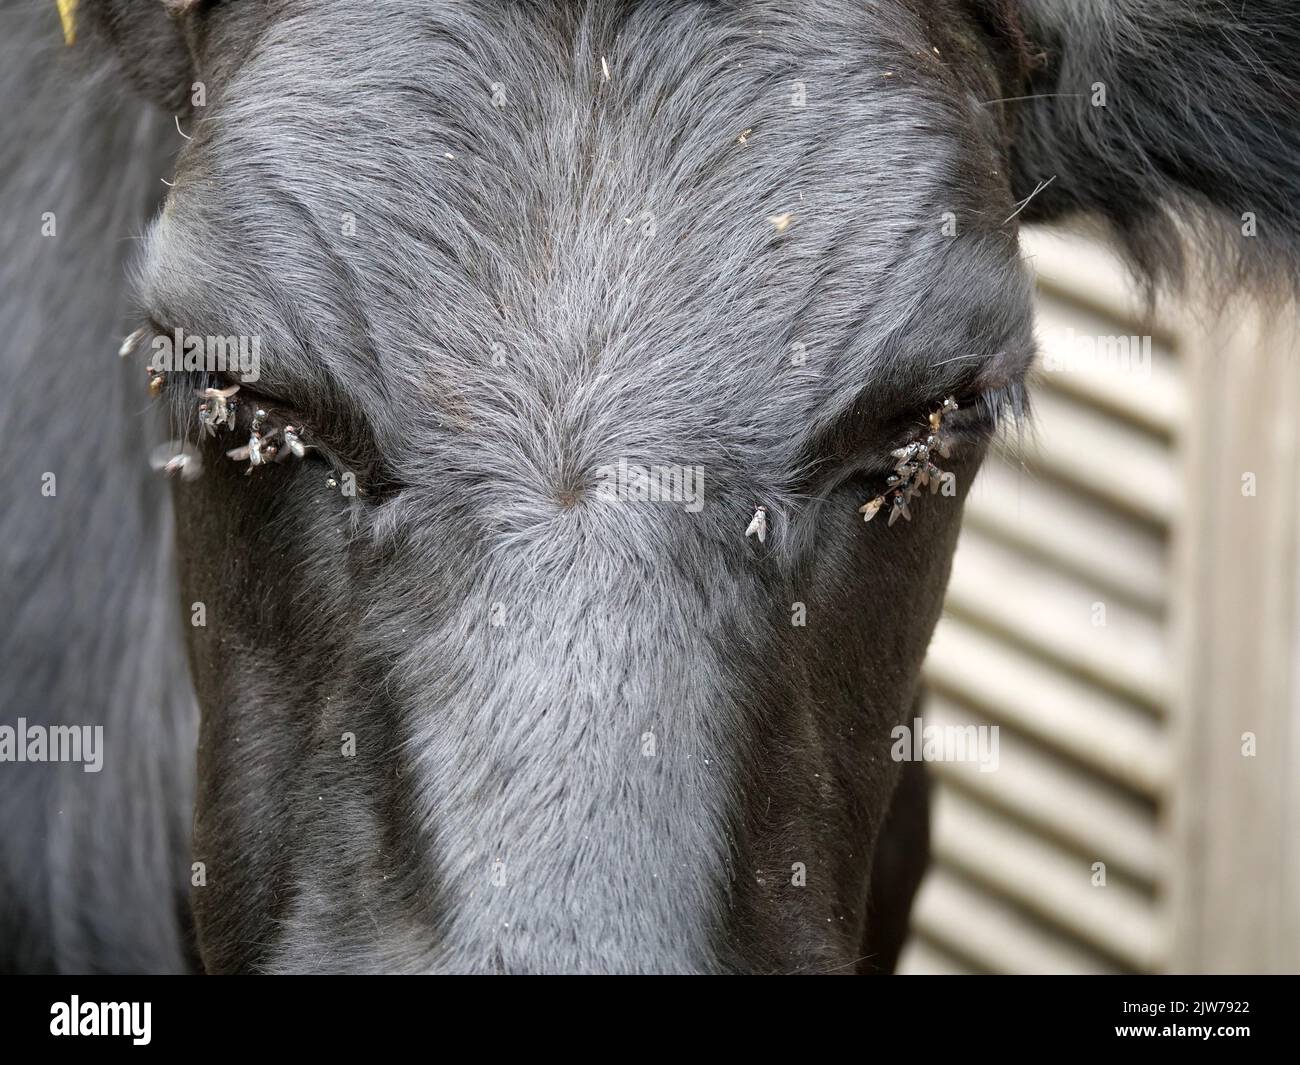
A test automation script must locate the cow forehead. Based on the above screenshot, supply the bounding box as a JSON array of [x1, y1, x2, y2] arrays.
[[140, 1, 1023, 462]]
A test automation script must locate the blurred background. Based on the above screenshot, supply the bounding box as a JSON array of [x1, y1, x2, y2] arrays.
[[897, 227, 1300, 975]]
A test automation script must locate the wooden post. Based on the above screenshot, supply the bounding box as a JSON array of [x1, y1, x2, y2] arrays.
[[1169, 295, 1300, 973]]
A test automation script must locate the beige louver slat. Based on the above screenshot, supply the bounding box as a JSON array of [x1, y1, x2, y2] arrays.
[[899, 228, 1178, 975], [925, 621, 1169, 797], [945, 528, 1168, 709], [909, 866, 1120, 974], [963, 460, 1166, 614], [1031, 290, 1183, 435], [930, 792, 1161, 971], [924, 695, 1163, 884]]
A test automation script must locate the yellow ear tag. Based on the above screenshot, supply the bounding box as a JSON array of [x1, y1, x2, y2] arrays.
[[56, 0, 78, 46]]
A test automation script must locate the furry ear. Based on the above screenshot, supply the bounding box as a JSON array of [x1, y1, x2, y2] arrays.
[[79, 0, 208, 113], [997, 0, 1300, 290]]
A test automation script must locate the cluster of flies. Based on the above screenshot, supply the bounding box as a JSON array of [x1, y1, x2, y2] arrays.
[[859, 395, 958, 527], [744, 394, 959, 543], [118, 329, 311, 481]]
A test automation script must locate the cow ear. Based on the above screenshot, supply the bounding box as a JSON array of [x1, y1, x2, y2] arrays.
[[995, 0, 1300, 292], [79, 0, 212, 113]]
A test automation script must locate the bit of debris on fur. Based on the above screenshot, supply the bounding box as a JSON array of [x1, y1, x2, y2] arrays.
[[767, 212, 794, 232]]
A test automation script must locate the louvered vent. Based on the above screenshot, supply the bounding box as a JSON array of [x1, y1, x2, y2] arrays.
[[899, 229, 1180, 975]]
